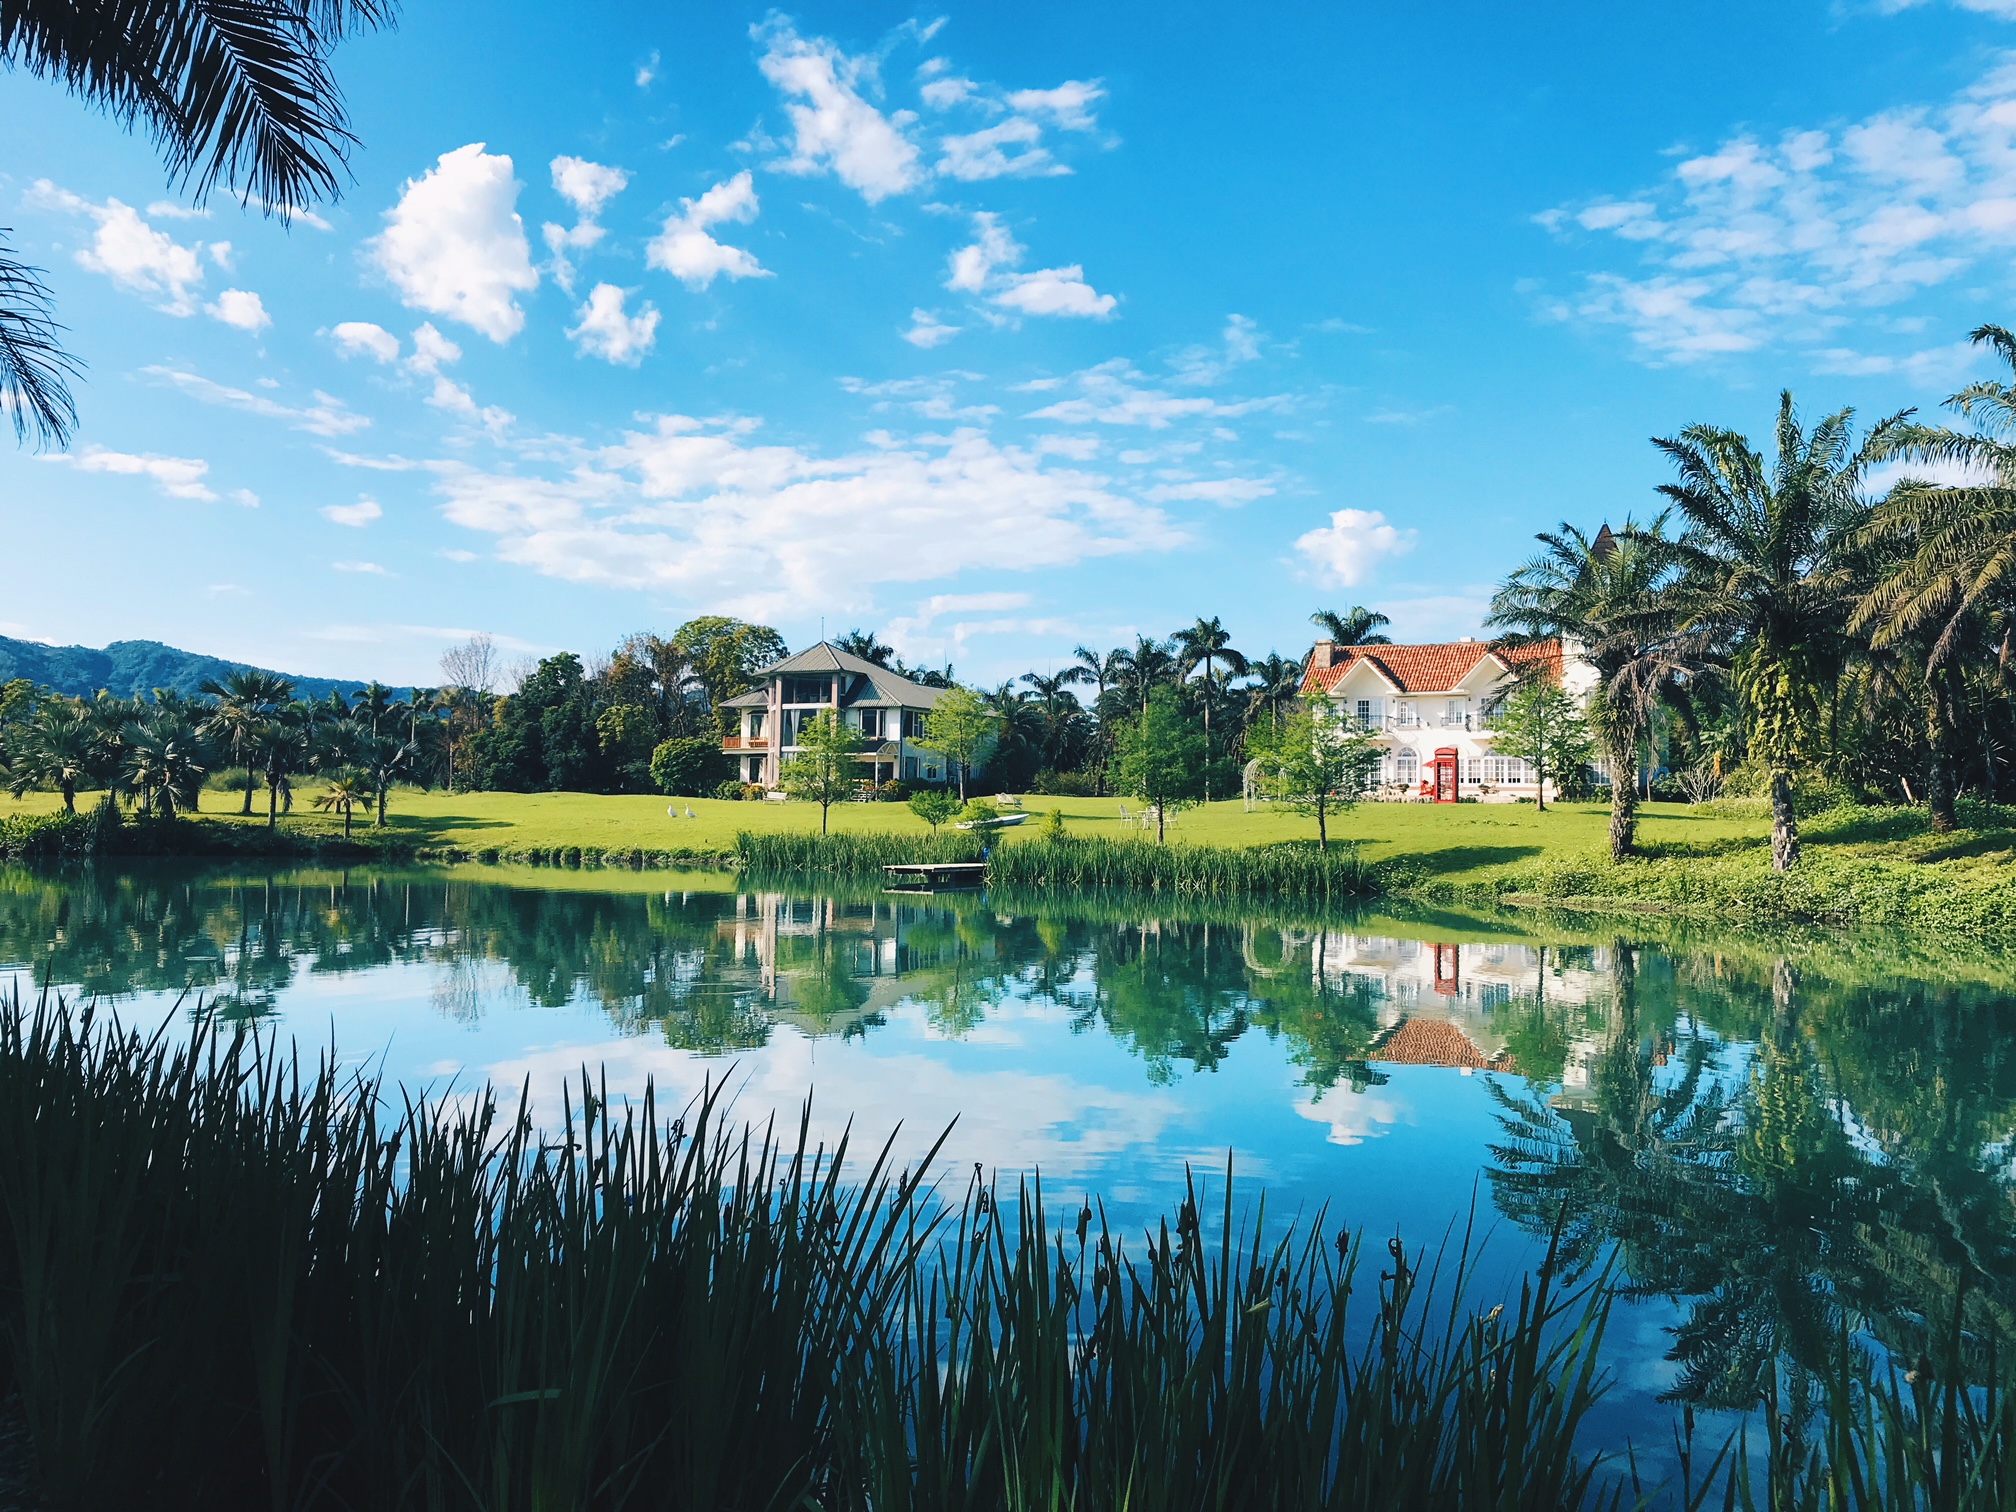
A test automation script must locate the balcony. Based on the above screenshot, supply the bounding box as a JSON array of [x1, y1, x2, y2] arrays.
[[723, 736, 770, 750]]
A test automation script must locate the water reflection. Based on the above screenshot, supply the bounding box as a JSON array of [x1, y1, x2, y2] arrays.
[[5, 860, 2015, 1437]]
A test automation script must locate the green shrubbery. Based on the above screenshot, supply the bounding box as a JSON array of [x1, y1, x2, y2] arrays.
[[735, 829, 983, 875]]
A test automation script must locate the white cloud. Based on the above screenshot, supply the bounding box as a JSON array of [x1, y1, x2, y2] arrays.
[[407, 321, 462, 376], [1142, 477, 1275, 505], [646, 171, 768, 287], [144, 366, 369, 436], [205, 288, 270, 331], [1025, 358, 1285, 428], [367, 144, 538, 342], [1293, 508, 1415, 587], [332, 321, 400, 362], [322, 497, 384, 527], [568, 283, 660, 364], [902, 308, 961, 347], [59, 445, 216, 500], [1535, 59, 2016, 364], [543, 155, 629, 292], [332, 560, 392, 575], [938, 118, 1064, 180], [945, 212, 1115, 318], [432, 413, 1184, 615], [1005, 80, 1105, 130], [635, 49, 659, 87], [29, 182, 207, 313], [755, 19, 923, 201], [144, 201, 211, 221]]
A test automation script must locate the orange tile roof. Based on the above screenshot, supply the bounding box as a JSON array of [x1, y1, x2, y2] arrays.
[[1370, 1017, 1519, 1074], [1300, 639, 1561, 695]]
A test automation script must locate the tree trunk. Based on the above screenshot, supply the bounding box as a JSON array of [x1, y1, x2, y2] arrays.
[[1926, 676, 1958, 834], [377, 783, 388, 826], [243, 765, 256, 815], [1156, 803, 1166, 843], [821, 800, 830, 835], [1769, 768, 1799, 872], [344, 805, 353, 839], [267, 768, 280, 829], [1606, 736, 1637, 860], [1535, 755, 1547, 812], [61, 781, 75, 813], [1316, 795, 1327, 851]]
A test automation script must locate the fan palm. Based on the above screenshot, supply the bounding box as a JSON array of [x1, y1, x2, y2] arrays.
[[200, 668, 293, 813], [6, 704, 97, 810], [1309, 605, 1392, 645], [1490, 518, 1696, 861], [2, 0, 398, 445], [1172, 617, 1249, 801], [252, 700, 318, 826], [1658, 392, 1906, 869], [312, 771, 368, 837], [120, 712, 211, 817], [1855, 324, 2016, 830]]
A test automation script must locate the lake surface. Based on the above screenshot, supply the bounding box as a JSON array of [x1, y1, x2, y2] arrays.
[[5, 858, 2014, 1472]]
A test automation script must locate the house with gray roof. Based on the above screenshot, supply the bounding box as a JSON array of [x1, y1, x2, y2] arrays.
[[721, 641, 962, 789]]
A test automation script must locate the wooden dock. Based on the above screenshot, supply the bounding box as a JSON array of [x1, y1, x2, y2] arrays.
[[882, 861, 989, 890]]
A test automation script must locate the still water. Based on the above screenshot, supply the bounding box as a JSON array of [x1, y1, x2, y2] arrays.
[[5, 859, 2015, 1463]]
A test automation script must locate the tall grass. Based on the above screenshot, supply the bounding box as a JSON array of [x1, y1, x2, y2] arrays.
[[988, 834, 1377, 902], [0, 985, 1626, 1512], [736, 828, 984, 876]]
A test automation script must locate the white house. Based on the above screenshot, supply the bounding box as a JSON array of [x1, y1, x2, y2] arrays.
[[720, 641, 960, 789], [1299, 637, 1597, 801]]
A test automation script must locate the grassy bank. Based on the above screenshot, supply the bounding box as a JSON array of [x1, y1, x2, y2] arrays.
[[4, 787, 2014, 933], [0, 988, 1618, 1512]]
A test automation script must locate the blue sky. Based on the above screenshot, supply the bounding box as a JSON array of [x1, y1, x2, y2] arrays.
[[7, 0, 2016, 686]]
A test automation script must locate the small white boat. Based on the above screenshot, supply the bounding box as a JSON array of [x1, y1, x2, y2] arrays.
[[955, 812, 1028, 831]]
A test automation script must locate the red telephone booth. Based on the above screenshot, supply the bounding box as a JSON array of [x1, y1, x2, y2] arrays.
[[1432, 942, 1461, 996], [1431, 747, 1460, 803]]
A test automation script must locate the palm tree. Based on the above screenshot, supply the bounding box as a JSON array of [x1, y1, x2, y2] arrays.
[[1244, 653, 1305, 740], [1490, 519, 1697, 861], [1172, 617, 1249, 800], [200, 669, 293, 813], [1113, 637, 1179, 718], [1309, 606, 1392, 645], [1658, 392, 1906, 869], [351, 681, 399, 736], [1020, 668, 1090, 772], [1855, 324, 2016, 831], [120, 712, 211, 818], [313, 773, 369, 838], [353, 729, 416, 825], [1, 0, 398, 446], [834, 628, 895, 667], [6, 704, 96, 810], [982, 682, 1044, 784], [253, 701, 318, 827]]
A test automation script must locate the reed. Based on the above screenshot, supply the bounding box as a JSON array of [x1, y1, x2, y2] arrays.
[[986, 834, 1377, 902], [0, 985, 1628, 1512], [735, 827, 984, 876]]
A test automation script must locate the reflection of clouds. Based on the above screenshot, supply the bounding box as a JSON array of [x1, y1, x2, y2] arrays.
[[478, 1023, 1186, 1184], [1294, 1085, 1412, 1146]]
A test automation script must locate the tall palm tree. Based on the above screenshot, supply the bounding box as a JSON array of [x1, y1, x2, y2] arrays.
[[834, 628, 895, 667], [1020, 668, 1090, 772], [1244, 652, 1305, 740], [200, 669, 293, 813], [2, 0, 398, 446], [1309, 606, 1392, 645], [1069, 644, 1122, 707], [1855, 324, 2016, 831], [120, 711, 211, 817], [1490, 518, 1696, 861], [1658, 392, 1906, 869], [252, 701, 319, 827], [351, 681, 399, 736], [6, 704, 96, 810], [1172, 617, 1248, 801], [1113, 637, 1180, 718]]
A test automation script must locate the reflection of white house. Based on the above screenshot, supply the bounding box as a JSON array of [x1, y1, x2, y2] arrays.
[[720, 642, 961, 789], [1300, 638, 1598, 800]]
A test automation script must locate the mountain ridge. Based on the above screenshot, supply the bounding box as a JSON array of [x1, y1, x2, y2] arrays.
[[0, 635, 376, 703]]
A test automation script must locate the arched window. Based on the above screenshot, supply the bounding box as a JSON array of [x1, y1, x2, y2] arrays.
[[1395, 747, 1419, 786]]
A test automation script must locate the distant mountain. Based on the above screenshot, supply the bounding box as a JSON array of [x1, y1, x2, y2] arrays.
[[0, 635, 375, 703]]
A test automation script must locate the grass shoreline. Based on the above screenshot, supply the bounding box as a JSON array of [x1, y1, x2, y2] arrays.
[[4, 787, 2014, 936]]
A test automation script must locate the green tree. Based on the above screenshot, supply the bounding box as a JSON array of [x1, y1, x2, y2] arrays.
[[1242, 652, 1305, 742], [1172, 616, 1248, 801], [200, 669, 292, 814], [6, 703, 96, 811], [1309, 605, 1392, 645], [596, 702, 659, 791], [778, 709, 861, 833], [922, 685, 996, 801], [253, 701, 317, 827], [1112, 687, 1206, 842], [1248, 699, 1378, 849], [672, 617, 787, 731], [908, 788, 960, 833], [0, 0, 396, 446], [1488, 678, 1592, 812], [649, 736, 728, 796], [119, 711, 211, 818], [312, 772, 369, 839], [1659, 392, 1905, 869]]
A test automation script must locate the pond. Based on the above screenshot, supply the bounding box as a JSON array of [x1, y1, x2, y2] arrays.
[[4, 858, 2014, 1474]]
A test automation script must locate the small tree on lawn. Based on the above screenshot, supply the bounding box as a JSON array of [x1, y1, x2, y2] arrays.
[[779, 710, 862, 834], [1488, 678, 1593, 812], [1251, 700, 1379, 850], [908, 788, 960, 834], [922, 686, 996, 801], [1112, 687, 1206, 842]]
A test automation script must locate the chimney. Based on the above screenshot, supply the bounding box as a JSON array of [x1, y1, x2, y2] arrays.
[[1311, 639, 1339, 668]]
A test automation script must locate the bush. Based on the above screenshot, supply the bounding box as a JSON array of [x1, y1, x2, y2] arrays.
[[713, 778, 750, 801], [651, 737, 731, 796], [1032, 769, 1099, 797], [907, 789, 962, 834]]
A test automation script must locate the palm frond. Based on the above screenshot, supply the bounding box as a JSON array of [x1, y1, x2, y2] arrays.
[[0, 234, 80, 447]]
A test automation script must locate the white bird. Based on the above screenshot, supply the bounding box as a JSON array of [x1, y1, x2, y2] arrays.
[[667, 805, 679, 818], [685, 806, 697, 818]]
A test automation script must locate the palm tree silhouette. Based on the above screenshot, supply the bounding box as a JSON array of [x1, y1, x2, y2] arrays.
[[1309, 606, 1393, 645], [1172, 617, 1248, 801]]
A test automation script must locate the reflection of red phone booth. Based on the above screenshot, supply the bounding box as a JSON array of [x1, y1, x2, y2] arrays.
[[1431, 747, 1460, 803], [1432, 942, 1461, 995]]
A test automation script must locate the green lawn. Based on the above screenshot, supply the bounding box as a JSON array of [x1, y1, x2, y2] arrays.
[[3, 785, 1766, 887]]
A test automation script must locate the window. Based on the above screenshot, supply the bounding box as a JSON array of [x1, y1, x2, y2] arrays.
[[1446, 699, 1465, 727], [857, 708, 884, 739], [1395, 701, 1416, 727], [746, 756, 763, 782], [903, 710, 928, 740], [1355, 699, 1371, 725], [904, 757, 918, 779], [784, 676, 830, 705], [746, 711, 765, 738], [1395, 747, 1419, 785], [1461, 757, 1481, 784]]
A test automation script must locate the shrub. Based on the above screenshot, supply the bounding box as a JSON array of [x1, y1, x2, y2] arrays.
[[713, 778, 749, 801], [651, 737, 731, 796], [1032, 769, 1099, 797], [907, 789, 962, 834]]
